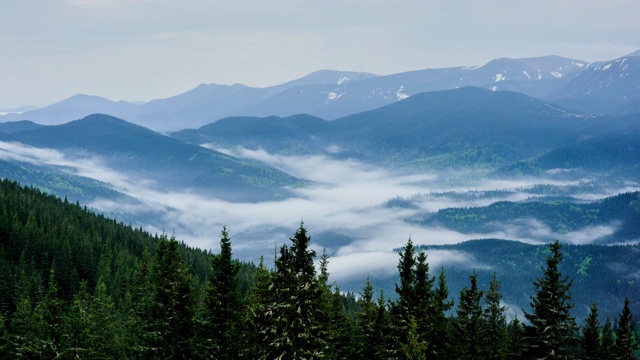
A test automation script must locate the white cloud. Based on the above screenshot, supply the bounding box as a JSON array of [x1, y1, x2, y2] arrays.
[[0, 141, 632, 279]]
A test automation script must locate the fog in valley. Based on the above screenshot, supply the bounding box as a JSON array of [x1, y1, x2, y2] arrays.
[[2, 139, 636, 288]]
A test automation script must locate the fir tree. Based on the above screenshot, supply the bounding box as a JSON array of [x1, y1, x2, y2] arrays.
[[600, 316, 615, 360], [257, 222, 327, 359], [356, 277, 380, 359], [248, 256, 273, 359], [483, 272, 507, 360], [197, 226, 242, 359], [32, 266, 65, 359], [391, 238, 417, 359], [524, 240, 577, 360], [430, 266, 453, 360], [613, 297, 638, 360], [146, 235, 196, 359], [414, 250, 435, 344], [582, 302, 601, 360], [454, 269, 485, 360], [505, 315, 524, 360]]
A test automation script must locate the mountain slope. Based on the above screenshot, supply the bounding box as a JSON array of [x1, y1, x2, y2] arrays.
[[178, 87, 640, 169], [549, 52, 640, 114], [8, 114, 305, 201], [238, 55, 588, 121], [410, 191, 640, 244]]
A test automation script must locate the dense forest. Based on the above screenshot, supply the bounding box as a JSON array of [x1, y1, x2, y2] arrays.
[[0, 179, 638, 359]]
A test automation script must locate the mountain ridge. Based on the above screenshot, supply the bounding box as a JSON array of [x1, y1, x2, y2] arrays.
[[9, 52, 638, 131]]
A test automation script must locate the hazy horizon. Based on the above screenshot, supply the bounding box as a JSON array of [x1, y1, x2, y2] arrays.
[[1, 0, 639, 109]]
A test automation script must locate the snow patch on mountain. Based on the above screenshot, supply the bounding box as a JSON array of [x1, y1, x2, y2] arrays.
[[337, 76, 349, 85], [551, 72, 562, 78], [396, 86, 410, 101], [326, 92, 344, 101], [494, 74, 505, 82]]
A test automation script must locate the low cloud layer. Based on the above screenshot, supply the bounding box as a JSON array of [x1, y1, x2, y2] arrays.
[[0, 141, 633, 283]]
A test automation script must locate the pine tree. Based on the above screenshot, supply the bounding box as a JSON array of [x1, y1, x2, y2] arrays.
[[145, 235, 196, 359], [524, 240, 577, 360], [374, 290, 392, 360], [9, 296, 41, 358], [613, 297, 638, 360], [356, 277, 379, 359], [600, 316, 615, 360], [582, 302, 601, 360], [61, 281, 121, 359], [32, 266, 65, 359], [414, 250, 435, 344], [248, 256, 272, 359], [454, 269, 485, 360], [125, 248, 153, 358], [197, 226, 242, 359], [391, 238, 417, 359], [505, 315, 524, 360], [483, 272, 507, 360], [430, 266, 453, 360], [403, 317, 428, 360], [257, 222, 327, 359]]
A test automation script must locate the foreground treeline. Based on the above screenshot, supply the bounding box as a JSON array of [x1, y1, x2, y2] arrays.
[[0, 179, 639, 359]]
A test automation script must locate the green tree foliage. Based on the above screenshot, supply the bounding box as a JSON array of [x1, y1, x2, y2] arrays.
[[431, 266, 454, 360], [255, 222, 327, 359], [600, 316, 615, 360], [483, 272, 507, 360], [505, 315, 524, 360], [144, 235, 197, 359], [62, 281, 121, 358], [454, 269, 485, 360], [524, 240, 578, 360], [196, 226, 242, 359], [2, 179, 640, 359], [582, 302, 601, 360], [613, 297, 638, 360], [0, 312, 8, 359]]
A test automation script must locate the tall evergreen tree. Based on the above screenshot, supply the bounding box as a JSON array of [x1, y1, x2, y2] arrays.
[[247, 256, 272, 359], [356, 277, 380, 359], [145, 235, 196, 359], [505, 315, 524, 360], [483, 272, 507, 360], [256, 222, 327, 359], [62, 281, 121, 359], [197, 226, 242, 359], [32, 266, 65, 359], [391, 238, 417, 359], [613, 297, 638, 360], [582, 302, 601, 360], [430, 266, 454, 360], [524, 240, 577, 360], [600, 316, 615, 360], [454, 269, 485, 360], [414, 250, 435, 344]]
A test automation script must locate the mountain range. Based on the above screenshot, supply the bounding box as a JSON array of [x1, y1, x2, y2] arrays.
[[173, 86, 640, 173], [0, 114, 304, 202], [3, 50, 639, 131]]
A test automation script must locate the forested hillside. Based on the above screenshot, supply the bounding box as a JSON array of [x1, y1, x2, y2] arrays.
[[0, 179, 638, 359]]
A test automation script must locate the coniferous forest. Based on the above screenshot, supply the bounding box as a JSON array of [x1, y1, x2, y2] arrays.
[[0, 179, 639, 359]]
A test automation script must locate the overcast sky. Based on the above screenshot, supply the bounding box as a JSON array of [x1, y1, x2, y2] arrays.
[[1, 0, 638, 109]]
